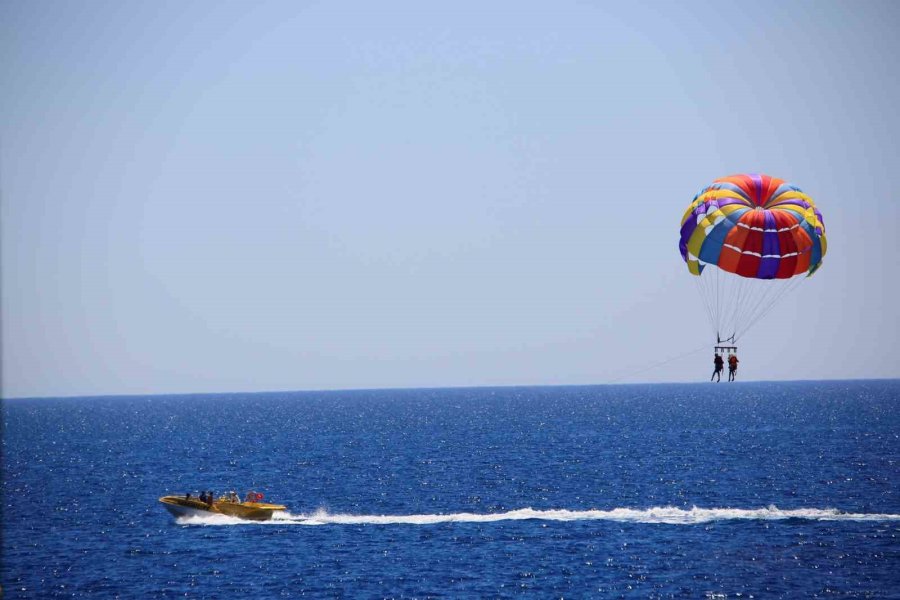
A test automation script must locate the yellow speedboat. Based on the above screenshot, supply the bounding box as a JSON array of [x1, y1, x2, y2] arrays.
[[160, 493, 287, 521]]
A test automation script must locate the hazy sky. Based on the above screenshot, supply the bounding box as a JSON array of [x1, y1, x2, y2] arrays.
[[2, 1, 898, 398]]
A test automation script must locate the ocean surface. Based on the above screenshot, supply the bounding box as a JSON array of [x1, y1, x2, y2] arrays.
[[2, 380, 899, 598]]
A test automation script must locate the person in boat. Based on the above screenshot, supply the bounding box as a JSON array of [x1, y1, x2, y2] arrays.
[[185, 492, 192, 501], [199, 491, 207, 503], [245, 490, 256, 503], [207, 491, 215, 507], [711, 353, 724, 382], [728, 353, 739, 381]]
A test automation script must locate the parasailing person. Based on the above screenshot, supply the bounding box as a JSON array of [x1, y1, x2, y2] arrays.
[[712, 353, 724, 382], [728, 353, 739, 381]]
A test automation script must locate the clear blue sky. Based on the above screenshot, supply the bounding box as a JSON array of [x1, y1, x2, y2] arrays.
[[2, 1, 898, 397]]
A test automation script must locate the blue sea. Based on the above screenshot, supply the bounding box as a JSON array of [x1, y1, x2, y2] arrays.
[[2, 380, 899, 598]]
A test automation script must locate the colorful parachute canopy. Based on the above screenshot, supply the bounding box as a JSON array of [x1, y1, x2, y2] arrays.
[[679, 174, 827, 342], [679, 173, 826, 279]]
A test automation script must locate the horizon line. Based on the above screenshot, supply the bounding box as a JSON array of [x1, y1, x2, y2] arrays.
[[3, 376, 898, 402]]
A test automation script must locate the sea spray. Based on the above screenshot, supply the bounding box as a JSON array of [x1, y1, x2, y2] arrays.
[[178, 505, 900, 526]]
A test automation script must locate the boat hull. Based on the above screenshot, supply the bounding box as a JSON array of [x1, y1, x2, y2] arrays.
[[159, 496, 286, 521], [161, 500, 218, 520]]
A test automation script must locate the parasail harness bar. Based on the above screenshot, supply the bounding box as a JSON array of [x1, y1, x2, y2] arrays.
[[715, 333, 737, 355]]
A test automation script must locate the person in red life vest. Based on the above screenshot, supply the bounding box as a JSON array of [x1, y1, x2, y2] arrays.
[[728, 353, 739, 381]]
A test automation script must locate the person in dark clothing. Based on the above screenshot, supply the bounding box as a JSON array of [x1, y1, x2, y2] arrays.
[[199, 491, 207, 503], [712, 353, 724, 382], [728, 354, 739, 381]]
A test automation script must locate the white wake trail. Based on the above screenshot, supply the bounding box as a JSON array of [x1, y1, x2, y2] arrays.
[[177, 506, 900, 527]]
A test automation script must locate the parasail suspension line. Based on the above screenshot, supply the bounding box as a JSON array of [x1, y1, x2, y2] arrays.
[[608, 341, 710, 384]]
